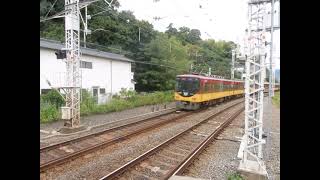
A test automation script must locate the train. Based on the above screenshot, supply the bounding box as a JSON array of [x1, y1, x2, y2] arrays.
[[174, 74, 280, 110], [264, 82, 280, 93], [175, 74, 245, 110]]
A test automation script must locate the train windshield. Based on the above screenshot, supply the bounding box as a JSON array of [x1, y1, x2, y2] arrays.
[[176, 77, 200, 95]]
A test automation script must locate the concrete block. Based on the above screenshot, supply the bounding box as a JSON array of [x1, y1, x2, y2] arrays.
[[58, 125, 86, 134], [237, 135, 246, 159], [238, 160, 268, 180]]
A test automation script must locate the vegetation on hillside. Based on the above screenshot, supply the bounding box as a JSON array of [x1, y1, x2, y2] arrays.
[[40, 0, 237, 92]]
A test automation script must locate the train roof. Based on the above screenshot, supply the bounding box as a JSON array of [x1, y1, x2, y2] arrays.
[[177, 74, 244, 83]]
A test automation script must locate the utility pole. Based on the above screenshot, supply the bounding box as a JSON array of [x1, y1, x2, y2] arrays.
[[269, 0, 274, 97], [231, 49, 235, 79], [138, 27, 141, 42], [83, 6, 88, 48], [61, 0, 82, 128], [238, 0, 268, 177]]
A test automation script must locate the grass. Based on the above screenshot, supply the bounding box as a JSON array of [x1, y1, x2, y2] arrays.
[[40, 90, 174, 124], [227, 172, 245, 180], [40, 101, 61, 123], [272, 91, 280, 107]]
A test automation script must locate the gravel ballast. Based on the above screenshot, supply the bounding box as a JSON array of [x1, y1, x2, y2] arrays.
[[40, 102, 176, 144], [40, 99, 244, 180], [41, 102, 176, 133], [180, 98, 280, 180], [263, 99, 280, 180], [181, 111, 245, 180]]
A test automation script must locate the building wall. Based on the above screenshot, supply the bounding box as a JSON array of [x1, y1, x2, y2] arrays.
[[40, 47, 134, 103]]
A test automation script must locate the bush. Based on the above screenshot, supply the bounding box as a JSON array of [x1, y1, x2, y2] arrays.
[[40, 89, 174, 123], [40, 90, 64, 123], [40, 101, 60, 123], [41, 90, 65, 109], [227, 173, 245, 180]]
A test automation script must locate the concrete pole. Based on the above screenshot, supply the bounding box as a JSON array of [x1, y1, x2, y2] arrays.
[[231, 50, 235, 79], [269, 0, 274, 97], [138, 27, 141, 42], [84, 6, 87, 48]]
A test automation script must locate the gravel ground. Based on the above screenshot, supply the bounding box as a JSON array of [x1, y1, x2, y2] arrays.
[[263, 98, 280, 180], [40, 102, 176, 143], [181, 111, 245, 180], [40, 98, 244, 180], [117, 103, 244, 179], [180, 98, 280, 180], [41, 102, 175, 133]]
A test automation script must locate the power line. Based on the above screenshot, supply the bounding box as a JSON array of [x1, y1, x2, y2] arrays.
[[77, 40, 186, 70], [40, 0, 104, 23], [44, 0, 59, 19]]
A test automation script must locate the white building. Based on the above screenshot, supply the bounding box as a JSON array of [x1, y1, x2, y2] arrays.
[[40, 38, 135, 104]]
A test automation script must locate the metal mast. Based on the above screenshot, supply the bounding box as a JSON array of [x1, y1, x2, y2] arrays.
[[231, 49, 235, 79], [269, 0, 274, 97], [239, 0, 268, 175], [62, 0, 81, 128]]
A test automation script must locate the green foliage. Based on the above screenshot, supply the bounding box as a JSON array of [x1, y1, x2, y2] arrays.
[[272, 91, 280, 107], [40, 100, 60, 123], [41, 90, 65, 109], [227, 172, 245, 180], [135, 33, 190, 91], [40, 89, 174, 123], [40, 1, 235, 92]]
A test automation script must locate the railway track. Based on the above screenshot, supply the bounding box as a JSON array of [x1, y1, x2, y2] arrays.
[[99, 101, 244, 180], [40, 110, 195, 172]]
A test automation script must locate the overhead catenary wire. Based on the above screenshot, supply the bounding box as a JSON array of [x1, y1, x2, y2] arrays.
[[44, 0, 59, 19], [40, 0, 231, 74], [40, 0, 112, 23], [75, 40, 187, 71]]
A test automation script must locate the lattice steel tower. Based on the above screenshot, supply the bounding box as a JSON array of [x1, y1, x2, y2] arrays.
[[62, 0, 81, 128], [239, 0, 268, 175]]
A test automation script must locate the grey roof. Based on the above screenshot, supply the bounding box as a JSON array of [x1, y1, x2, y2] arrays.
[[40, 38, 134, 63]]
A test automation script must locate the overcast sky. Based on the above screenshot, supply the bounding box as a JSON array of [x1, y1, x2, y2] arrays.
[[118, 0, 279, 69]]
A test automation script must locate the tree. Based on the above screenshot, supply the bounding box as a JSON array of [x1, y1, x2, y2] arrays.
[[165, 23, 178, 38], [40, 0, 236, 92], [187, 29, 201, 44], [135, 33, 190, 91]]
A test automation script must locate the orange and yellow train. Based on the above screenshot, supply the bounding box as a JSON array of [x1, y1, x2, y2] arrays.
[[175, 74, 245, 110]]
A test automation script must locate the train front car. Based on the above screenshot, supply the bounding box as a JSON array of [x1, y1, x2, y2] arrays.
[[175, 75, 201, 110]]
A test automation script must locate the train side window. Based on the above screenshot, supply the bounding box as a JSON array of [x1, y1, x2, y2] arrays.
[[216, 82, 220, 91]]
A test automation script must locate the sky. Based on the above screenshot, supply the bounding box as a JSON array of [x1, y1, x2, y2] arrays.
[[117, 0, 280, 69]]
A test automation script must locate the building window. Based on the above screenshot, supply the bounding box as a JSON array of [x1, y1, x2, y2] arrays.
[[80, 61, 92, 69], [93, 88, 98, 97], [100, 88, 106, 94], [41, 89, 51, 94]]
